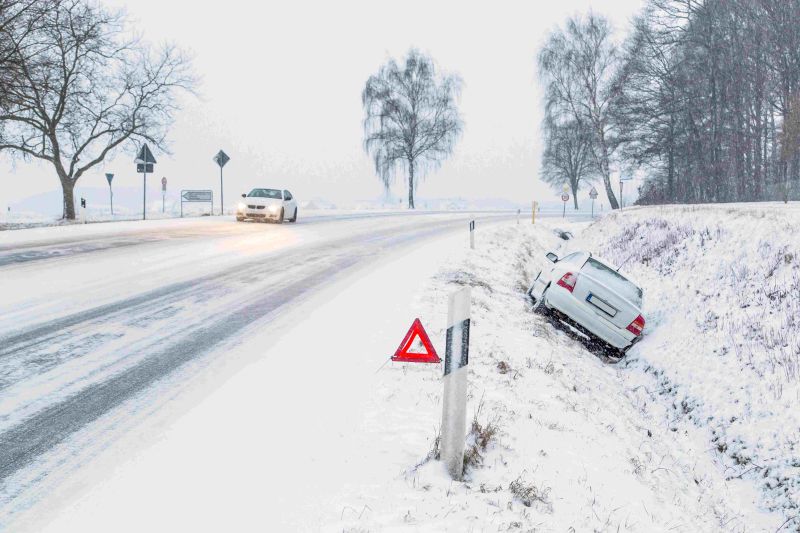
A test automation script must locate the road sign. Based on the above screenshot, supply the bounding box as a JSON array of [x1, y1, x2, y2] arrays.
[[182, 190, 213, 202], [80, 198, 86, 208], [180, 189, 214, 218], [135, 144, 157, 165], [561, 193, 570, 202], [137, 163, 153, 174], [106, 173, 114, 215], [391, 318, 440, 363], [161, 177, 167, 191], [589, 187, 598, 199], [214, 150, 230, 215], [105, 173, 114, 185], [213, 150, 230, 168]]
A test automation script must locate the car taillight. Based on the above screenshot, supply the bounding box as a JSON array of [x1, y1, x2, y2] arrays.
[[626, 314, 645, 336], [556, 272, 578, 293]]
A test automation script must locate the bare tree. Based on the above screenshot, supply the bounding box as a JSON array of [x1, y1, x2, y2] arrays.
[[362, 49, 463, 209], [541, 115, 594, 209], [0, 0, 194, 219], [539, 13, 623, 210]]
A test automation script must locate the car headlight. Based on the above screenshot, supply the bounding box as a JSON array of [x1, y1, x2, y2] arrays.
[[268, 205, 278, 213], [237, 203, 246, 211]]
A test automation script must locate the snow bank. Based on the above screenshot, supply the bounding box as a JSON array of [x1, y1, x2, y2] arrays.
[[576, 203, 800, 529], [327, 219, 779, 531]]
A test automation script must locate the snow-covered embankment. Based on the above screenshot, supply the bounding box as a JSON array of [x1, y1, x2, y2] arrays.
[[331, 208, 788, 531]]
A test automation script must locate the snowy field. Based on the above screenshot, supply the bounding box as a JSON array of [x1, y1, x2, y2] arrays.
[[1, 204, 797, 531]]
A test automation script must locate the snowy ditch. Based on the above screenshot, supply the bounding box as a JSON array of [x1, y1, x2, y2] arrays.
[[329, 208, 793, 532]]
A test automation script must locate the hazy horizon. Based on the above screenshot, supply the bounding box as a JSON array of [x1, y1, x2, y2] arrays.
[[0, 0, 645, 213]]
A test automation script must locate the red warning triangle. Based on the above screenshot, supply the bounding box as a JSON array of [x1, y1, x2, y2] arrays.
[[392, 318, 441, 363]]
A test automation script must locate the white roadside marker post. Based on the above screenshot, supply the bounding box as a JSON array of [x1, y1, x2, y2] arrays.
[[469, 220, 475, 250], [441, 287, 471, 480], [517, 208, 520, 225]]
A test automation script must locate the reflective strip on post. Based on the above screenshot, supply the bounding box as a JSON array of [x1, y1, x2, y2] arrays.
[[441, 287, 471, 480]]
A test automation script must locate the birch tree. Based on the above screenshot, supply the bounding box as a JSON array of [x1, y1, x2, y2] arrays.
[[362, 49, 463, 209]]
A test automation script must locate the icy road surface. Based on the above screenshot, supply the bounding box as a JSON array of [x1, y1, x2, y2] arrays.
[[0, 211, 523, 528]]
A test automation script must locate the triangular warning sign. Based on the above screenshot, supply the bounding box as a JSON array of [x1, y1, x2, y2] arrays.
[[392, 318, 441, 364]]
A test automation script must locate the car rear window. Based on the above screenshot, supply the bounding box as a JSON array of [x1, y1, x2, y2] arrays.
[[582, 258, 643, 306]]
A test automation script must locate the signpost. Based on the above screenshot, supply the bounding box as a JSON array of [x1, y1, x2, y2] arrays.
[[80, 197, 86, 224], [469, 220, 475, 249], [532, 201, 538, 224], [106, 173, 114, 216], [135, 144, 157, 220], [180, 189, 214, 217], [619, 176, 633, 211], [213, 150, 230, 215], [161, 177, 167, 213], [589, 186, 598, 218], [441, 287, 471, 480], [561, 193, 570, 218]]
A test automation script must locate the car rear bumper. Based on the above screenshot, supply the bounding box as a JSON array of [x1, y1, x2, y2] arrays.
[[544, 286, 637, 349]]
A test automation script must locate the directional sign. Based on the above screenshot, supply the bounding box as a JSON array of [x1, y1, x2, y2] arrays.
[[135, 144, 157, 165], [161, 177, 167, 191], [561, 193, 570, 202], [391, 318, 441, 364], [182, 190, 213, 202], [213, 150, 230, 168], [105, 173, 114, 185], [589, 187, 598, 200]]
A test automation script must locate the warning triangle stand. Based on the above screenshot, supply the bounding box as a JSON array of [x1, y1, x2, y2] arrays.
[[392, 318, 441, 364]]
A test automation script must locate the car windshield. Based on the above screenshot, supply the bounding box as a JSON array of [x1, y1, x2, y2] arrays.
[[582, 258, 643, 306], [248, 188, 282, 199]]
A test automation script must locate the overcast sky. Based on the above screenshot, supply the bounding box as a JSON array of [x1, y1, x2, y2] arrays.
[[1, 0, 645, 211]]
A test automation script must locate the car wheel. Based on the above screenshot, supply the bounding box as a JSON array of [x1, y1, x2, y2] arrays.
[[532, 285, 550, 315], [290, 207, 298, 222], [276, 208, 284, 224], [236, 217, 244, 222]]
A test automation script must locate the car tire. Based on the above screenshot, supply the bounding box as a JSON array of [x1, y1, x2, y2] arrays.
[[532, 285, 550, 315], [290, 207, 298, 222], [236, 217, 244, 222], [276, 208, 284, 224]]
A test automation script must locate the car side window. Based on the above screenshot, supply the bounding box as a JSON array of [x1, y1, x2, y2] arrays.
[[283, 190, 292, 201]]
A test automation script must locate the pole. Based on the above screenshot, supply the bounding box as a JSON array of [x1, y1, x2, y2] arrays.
[[619, 180, 623, 212], [591, 198, 594, 219], [532, 201, 537, 224], [109, 184, 113, 216], [220, 166, 224, 216], [441, 287, 471, 480], [516, 209, 520, 225], [469, 220, 475, 250], [143, 169, 147, 221], [562, 200, 566, 218]]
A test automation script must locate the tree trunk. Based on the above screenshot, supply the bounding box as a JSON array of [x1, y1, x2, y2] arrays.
[[61, 177, 76, 220], [572, 182, 579, 210], [407, 160, 415, 209]]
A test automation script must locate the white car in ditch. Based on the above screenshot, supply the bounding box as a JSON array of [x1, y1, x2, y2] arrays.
[[237, 188, 298, 223], [528, 251, 645, 356]]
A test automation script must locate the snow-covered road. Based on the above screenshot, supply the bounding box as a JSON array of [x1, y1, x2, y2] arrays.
[[0, 211, 519, 529]]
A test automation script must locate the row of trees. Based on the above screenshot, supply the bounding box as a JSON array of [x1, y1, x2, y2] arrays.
[[0, 0, 193, 219], [539, 0, 800, 208]]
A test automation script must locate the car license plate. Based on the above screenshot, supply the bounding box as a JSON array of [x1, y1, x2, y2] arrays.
[[587, 293, 617, 317]]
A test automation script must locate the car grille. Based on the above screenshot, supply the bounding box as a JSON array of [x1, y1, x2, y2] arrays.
[[247, 204, 266, 210]]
